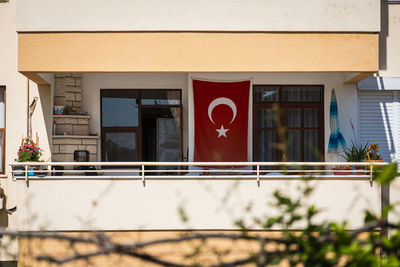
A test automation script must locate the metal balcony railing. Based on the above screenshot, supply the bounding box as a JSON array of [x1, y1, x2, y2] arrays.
[[9, 162, 389, 186]]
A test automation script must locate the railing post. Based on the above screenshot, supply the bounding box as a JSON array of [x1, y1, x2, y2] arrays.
[[47, 164, 51, 177], [25, 165, 28, 181], [11, 165, 15, 181], [369, 164, 373, 187], [142, 165, 145, 187], [24, 164, 29, 185], [256, 165, 260, 187]]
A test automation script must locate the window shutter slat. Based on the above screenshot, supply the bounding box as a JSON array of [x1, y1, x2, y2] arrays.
[[359, 91, 397, 162]]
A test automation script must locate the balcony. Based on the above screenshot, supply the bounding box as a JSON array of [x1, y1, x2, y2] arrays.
[[10, 161, 386, 182], [10, 161, 387, 231]]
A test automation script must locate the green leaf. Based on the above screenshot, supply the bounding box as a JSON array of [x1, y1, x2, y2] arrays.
[[364, 210, 378, 223], [307, 205, 318, 219], [381, 204, 394, 218], [264, 217, 280, 228], [374, 163, 398, 185]]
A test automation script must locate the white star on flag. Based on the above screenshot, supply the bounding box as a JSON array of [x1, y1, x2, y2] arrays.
[[216, 125, 229, 138]]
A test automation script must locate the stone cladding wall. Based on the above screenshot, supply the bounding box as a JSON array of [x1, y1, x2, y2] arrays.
[[54, 73, 82, 114]]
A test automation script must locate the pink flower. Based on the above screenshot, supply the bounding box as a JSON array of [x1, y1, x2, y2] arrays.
[[29, 150, 33, 153]]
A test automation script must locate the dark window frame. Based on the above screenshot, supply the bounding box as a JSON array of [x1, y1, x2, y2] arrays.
[[253, 85, 324, 162], [100, 89, 183, 162]]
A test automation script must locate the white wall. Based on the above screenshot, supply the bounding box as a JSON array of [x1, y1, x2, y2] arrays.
[[0, 0, 54, 261], [0, 0, 23, 260], [17, 0, 380, 32], [16, 179, 380, 231]]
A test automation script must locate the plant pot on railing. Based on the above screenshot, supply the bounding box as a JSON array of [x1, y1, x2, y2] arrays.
[[14, 137, 45, 177], [353, 165, 367, 175], [364, 160, 384, 163], [332, 167, 353, 175], [364, 159, 384, 174], [364, 143, 384, 172], [339, 139, 369, 176]]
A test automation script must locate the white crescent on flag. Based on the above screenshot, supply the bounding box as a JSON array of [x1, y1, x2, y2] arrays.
[[207, 97, 237, 125]]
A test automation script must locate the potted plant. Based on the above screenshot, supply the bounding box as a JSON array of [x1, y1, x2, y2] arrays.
[[365, 143, 382, 162], [17, 137, 42, 162], [339, 141, 369, 175], [341, 141, 368, 162], [364, 143, 384, 174], [14, 137, 43, 176], [333, 120, 367, 175]]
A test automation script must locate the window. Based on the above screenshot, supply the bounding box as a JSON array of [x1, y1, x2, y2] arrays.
[[101, 89, 182, 162], [0, 86, 5, 172], [253, 85, 324, 162]]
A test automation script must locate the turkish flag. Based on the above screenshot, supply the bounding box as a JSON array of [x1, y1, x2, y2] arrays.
[[193, 80, 250, 162]]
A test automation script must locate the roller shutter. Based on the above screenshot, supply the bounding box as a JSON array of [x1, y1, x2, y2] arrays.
[[358, 91, 399, 163]]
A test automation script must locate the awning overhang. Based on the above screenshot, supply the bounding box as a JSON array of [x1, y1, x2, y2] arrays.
[[18, 32, 379, 74]]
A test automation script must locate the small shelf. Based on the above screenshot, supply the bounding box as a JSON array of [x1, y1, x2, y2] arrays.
[[53, 114, 91, 119], [52, 135, 99, 139]]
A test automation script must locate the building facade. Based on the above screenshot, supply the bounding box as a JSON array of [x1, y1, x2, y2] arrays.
[[1, 0, 400, 265]]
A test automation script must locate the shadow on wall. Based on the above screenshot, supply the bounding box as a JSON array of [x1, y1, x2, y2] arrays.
[[379, 0, 388, 71], [380, 97, 396, 161], [37, 84, 52, 157]]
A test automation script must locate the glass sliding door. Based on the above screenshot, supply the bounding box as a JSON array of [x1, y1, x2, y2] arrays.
[[104, 132, 137, 162], [101, 90, 139, 162], [141, 107, 181, 163], [101, 89, 182, 163]]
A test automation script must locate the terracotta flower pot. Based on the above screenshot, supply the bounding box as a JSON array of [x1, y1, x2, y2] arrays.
[[332, 167, 352, 175], [364, 160, 384, 171]]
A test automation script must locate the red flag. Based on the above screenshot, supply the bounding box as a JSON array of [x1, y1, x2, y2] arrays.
[[193, 80, 250, 162]]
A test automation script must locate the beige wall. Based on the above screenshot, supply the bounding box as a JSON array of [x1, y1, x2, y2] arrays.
[[16, 0, 380, 32], [18, 32, 379, 73]]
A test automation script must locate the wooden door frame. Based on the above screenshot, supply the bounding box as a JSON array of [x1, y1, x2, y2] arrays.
[[253, 85, 325, 162], [100, 89, 183, 162]]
